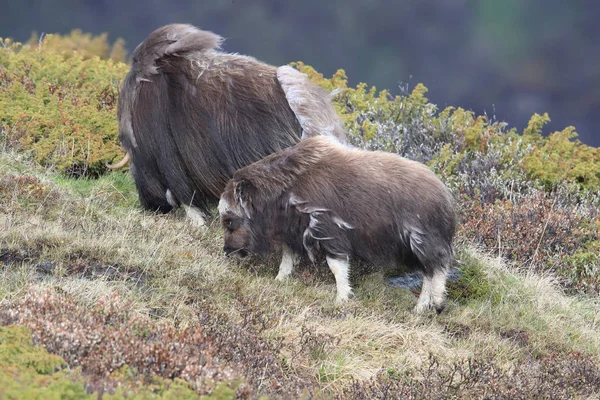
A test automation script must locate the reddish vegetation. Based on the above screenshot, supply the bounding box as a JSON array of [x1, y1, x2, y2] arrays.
[[457, 189, 600, 293], [0, 174, 55, 206], [0, 289, 309, 398], [1, 288, 599, 399], [340, 352, 600, 399]]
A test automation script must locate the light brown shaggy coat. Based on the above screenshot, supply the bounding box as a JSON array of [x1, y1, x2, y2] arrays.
[[219, 137, 456, 313]]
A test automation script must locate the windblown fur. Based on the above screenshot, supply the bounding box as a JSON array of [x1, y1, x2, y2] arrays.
[[113, 23, 346, 224], [219, 136, 457, 313]]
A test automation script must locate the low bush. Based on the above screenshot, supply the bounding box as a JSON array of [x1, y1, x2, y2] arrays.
[[26, 29, 128, 62], [340, 352, 600, 400], [0, 35, 128, 177], [0, 288, 310, 398]]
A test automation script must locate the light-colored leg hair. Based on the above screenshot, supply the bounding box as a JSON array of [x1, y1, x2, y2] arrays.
[[414, 273, 433, 314], [413, 269, 448, 314], [182, 204, 207, 228], [166, 189, 207, 229], [275, 244, 298, 281], [431, 269, 448, 311], [326, 256, 353, 304], [165, 189, 178, 208]]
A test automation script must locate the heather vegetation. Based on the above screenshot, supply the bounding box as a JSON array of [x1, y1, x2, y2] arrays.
[[1, 32, 599, 399]]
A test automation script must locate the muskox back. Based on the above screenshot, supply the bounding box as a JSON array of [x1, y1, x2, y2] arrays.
[[296, 147, 455, 274], [114, 24, 346, 223], [220, 136, 456, 312]]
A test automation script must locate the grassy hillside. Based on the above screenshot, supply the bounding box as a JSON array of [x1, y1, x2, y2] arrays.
[[1, 32, 599, 399]]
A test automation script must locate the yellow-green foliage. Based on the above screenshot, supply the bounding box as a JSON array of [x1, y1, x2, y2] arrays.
[[0, 325, 92, 399], [27, 29, 128, 62], [521, 115, 600, 189], [292, 60, 428, 135], [0, 36, 129, 177], [294, 62, 600, 192]]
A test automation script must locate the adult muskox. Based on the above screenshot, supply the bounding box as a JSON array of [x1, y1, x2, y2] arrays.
[[218, 136, 457, 313], [109, 23, 346, 226]]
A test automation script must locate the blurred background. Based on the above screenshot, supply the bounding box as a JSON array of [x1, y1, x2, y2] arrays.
[[2, 0, 598, 146]]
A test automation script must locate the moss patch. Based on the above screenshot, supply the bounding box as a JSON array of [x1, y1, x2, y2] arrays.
[[447, 251, 495, 305], [0, 325, 92, 399]]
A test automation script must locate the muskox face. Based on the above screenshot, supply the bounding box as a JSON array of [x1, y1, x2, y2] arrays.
[[218, 197, 254, 258], [220, 213, 252, 258]]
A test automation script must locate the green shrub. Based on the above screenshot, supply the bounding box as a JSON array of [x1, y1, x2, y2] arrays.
[[0, 36, 128, 177], [521, 119, 600, 190], [0, 325, 93, 399], [26, 29, 128, 62], [0, 325, 66, 374]]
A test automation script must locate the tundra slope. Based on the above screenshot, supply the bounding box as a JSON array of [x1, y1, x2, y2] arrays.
[[219, 136, 457, 313]]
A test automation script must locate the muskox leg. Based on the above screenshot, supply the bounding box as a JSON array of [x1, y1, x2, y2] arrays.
[[326, 256, 353, 304], [165, 189, 207, 228], [431, 268, 448, 313], [414, 269, 448, 314], [414, 273, 433, 314], [275, 244, 298, 281], [165, 189, 178, 208]]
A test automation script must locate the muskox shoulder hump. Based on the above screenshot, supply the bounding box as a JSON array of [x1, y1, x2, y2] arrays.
[[162, 24, 224, 55], [131, 24, 224, 79]]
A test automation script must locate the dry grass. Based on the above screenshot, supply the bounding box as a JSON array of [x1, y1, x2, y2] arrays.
[[1, 149, 599, 398]]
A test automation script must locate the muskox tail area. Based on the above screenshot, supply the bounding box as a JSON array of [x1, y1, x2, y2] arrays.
[[276, 66, 347, 144]]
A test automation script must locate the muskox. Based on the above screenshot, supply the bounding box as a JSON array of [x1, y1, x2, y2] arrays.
[[218, 136, 457, 313], [109, 23, 346, 226]]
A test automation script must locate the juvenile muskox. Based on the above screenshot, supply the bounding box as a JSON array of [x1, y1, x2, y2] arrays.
[[218, 136, 457, 313], [109, 23, 346, 227]]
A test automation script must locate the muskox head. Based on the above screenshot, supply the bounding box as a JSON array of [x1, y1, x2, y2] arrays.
[[218, 179, 268, 258], [220, 212, 251, 258], [218, 137, 333, 259]]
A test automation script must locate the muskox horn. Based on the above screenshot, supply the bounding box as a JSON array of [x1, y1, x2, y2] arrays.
[[106, 152, 130, 169]]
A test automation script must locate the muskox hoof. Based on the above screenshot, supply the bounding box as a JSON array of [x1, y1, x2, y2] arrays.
[[182, 204, 208, 229], [412, 302, 446, 315], [334, 291, 354, 305], [275, 273, 291, 282], [435, 300, 447, 314], [412, 301, 434, 315]]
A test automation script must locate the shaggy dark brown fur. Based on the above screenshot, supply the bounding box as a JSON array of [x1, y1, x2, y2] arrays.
[[219, 136, 457, 313], [112, 24, 346, 225]]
